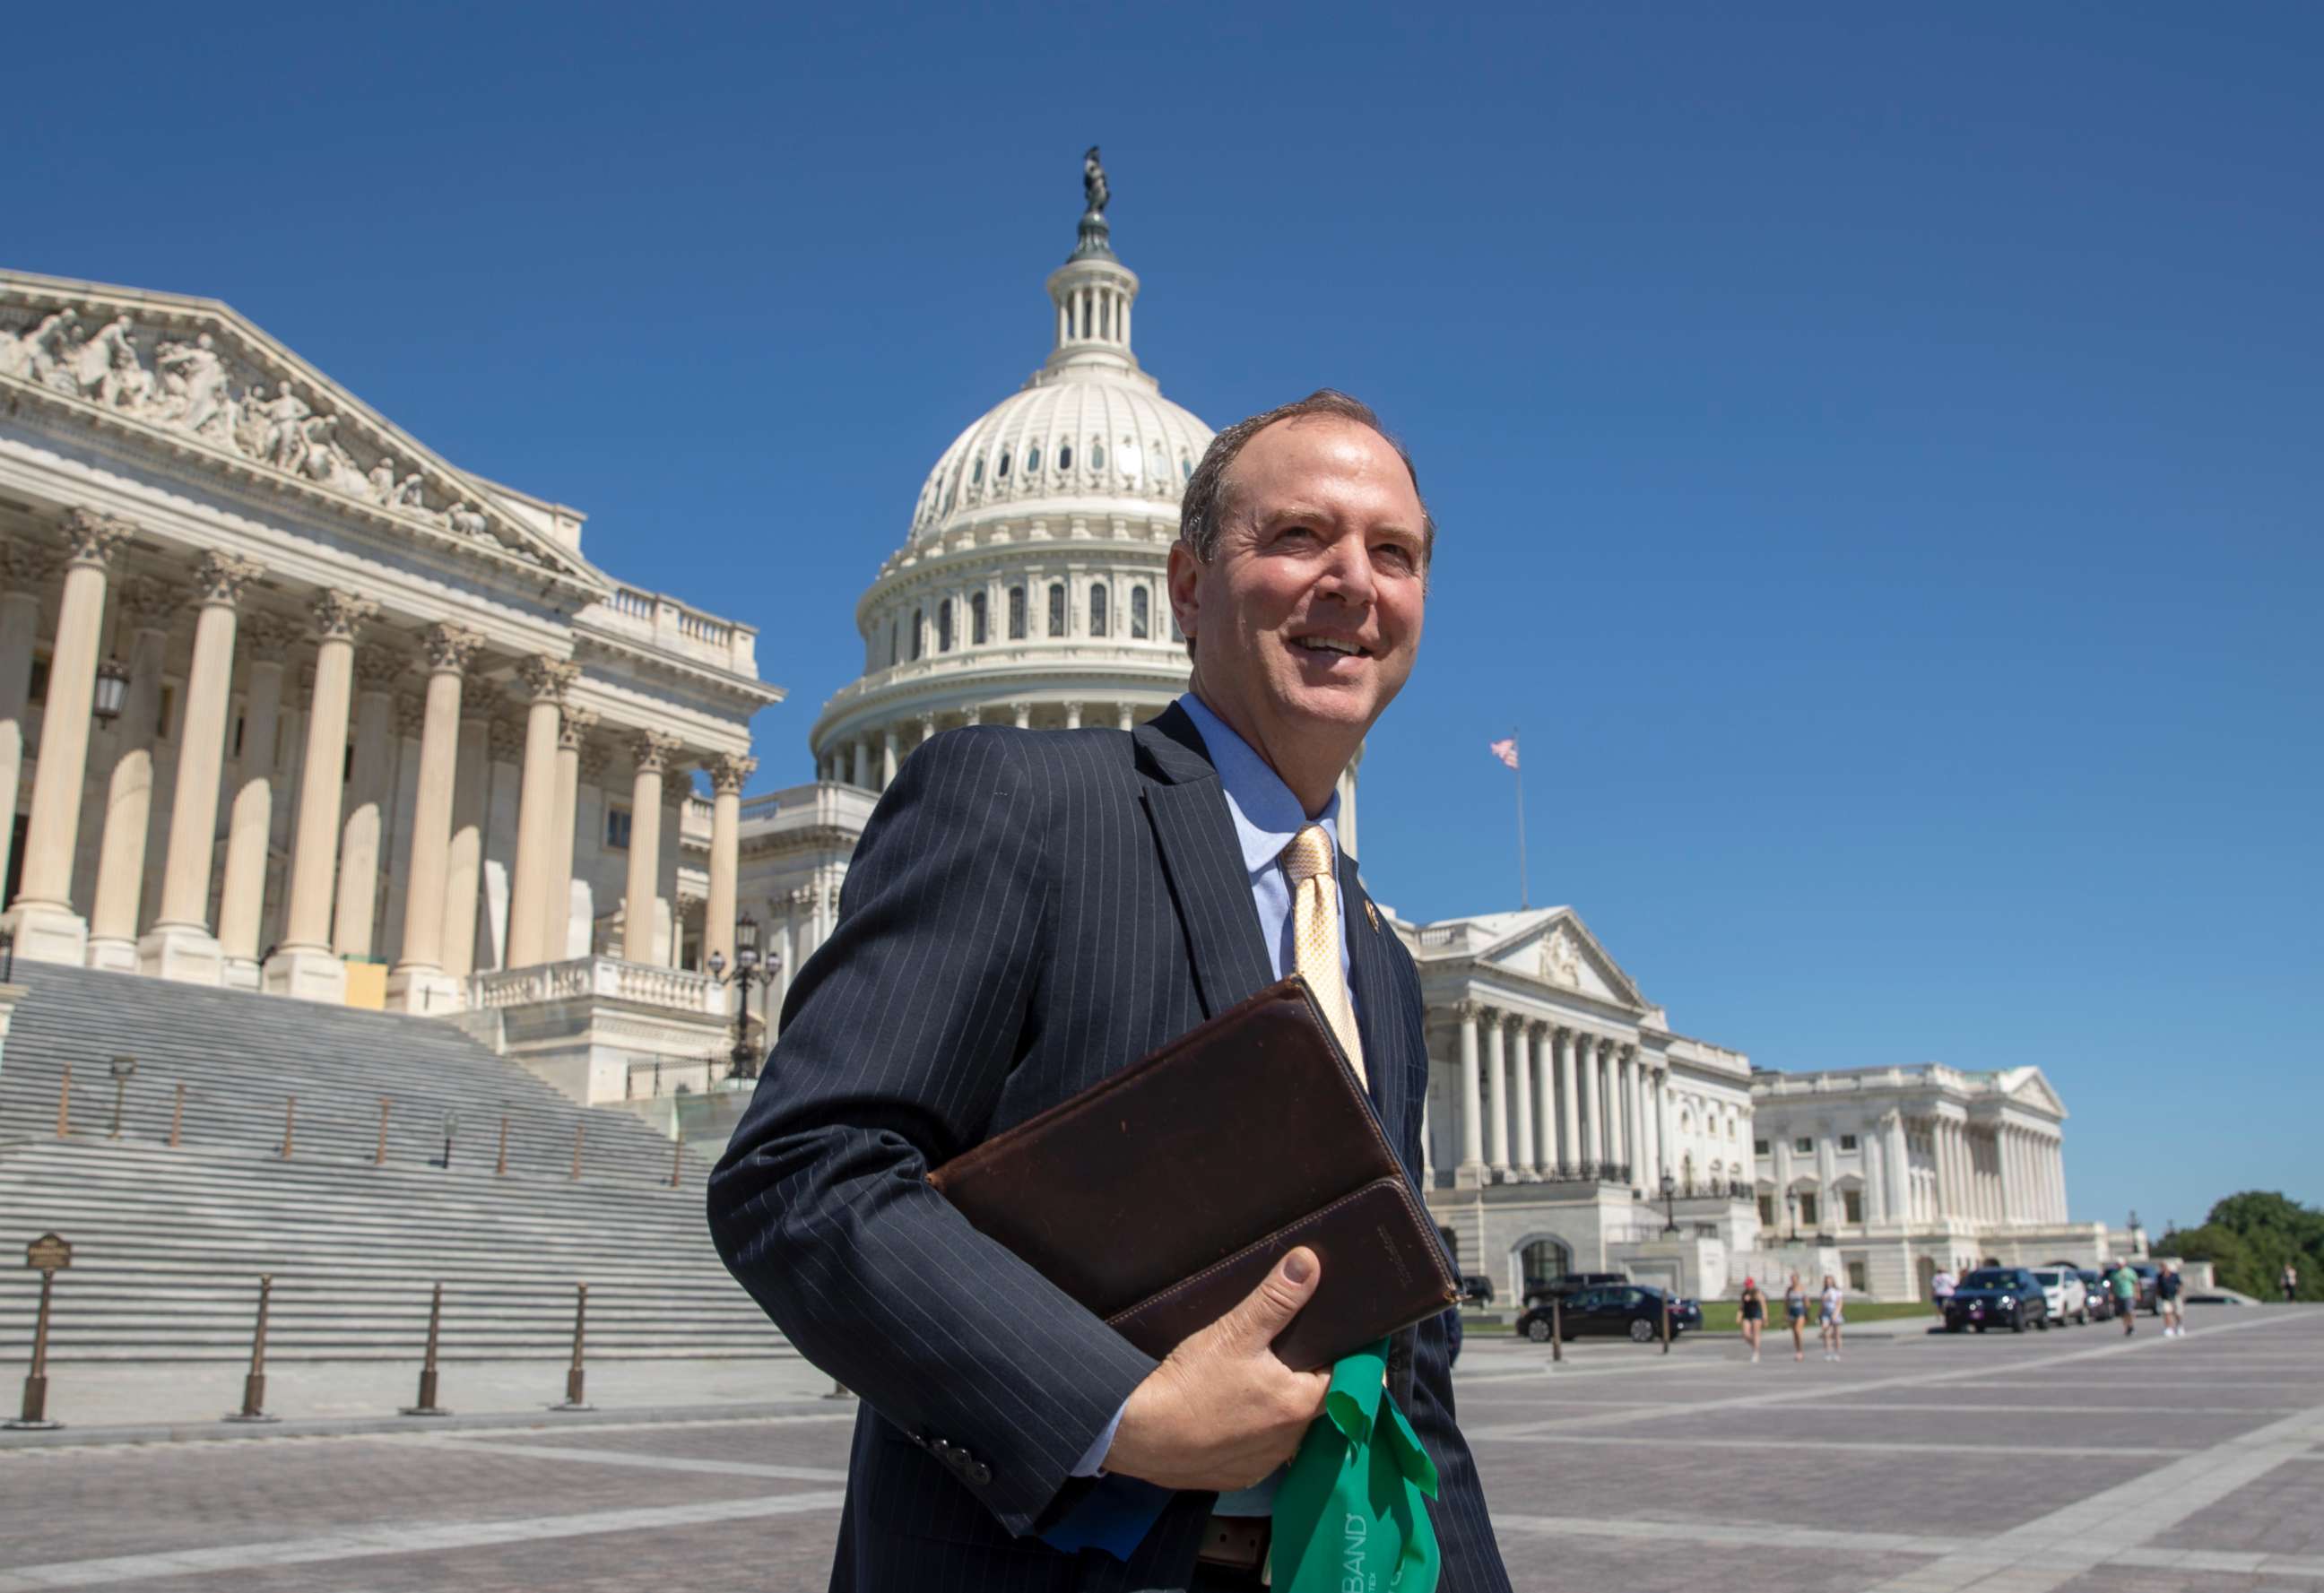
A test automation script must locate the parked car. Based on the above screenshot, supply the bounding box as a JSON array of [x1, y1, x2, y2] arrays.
[[1943, 1267, 2046, 1333], [2076, 1269, 2116, 1322], [1521, 1271, 1628, 1307], [1460, 1274, 1496, 1307], [2031, 1268, 2088, 1325], [1516, 1284, 1700, 1344]]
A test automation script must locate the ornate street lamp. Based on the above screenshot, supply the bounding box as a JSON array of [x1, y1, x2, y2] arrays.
[[709, 913, 781, 1082], [91, 657, 130, 723], [1661, 1170, 1678, 1234]]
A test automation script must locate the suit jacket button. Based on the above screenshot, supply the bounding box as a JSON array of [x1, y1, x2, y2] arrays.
[[964, 1459, 993, 1486]]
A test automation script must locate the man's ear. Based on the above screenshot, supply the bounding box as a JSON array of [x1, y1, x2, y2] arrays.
[[1165, 540, 1201, 649]]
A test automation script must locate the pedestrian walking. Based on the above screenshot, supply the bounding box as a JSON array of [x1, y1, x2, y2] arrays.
[[1738, 1277, 1766, 1364], [1784, 1272, 1808, 1362], [2156, 1261, 2185, 1338], [2110, 1259, 2138, 1334], [1818, 1274, 1845, 1361], [2284, 1262, 2301, 1303], [1929, 1266, 1956, 1312]]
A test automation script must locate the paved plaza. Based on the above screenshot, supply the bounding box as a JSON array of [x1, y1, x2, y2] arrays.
[[2, 1306, 2318, 1592]]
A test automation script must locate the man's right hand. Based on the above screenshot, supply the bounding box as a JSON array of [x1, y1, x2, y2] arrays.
[[1099, 1247, 1332, 1493]]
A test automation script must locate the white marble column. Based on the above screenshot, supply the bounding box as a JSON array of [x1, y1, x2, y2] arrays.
[[503, 656, 577, 968], [851, 740, 870, 789], [2052, 1136, 2069, 1224], [880, 727, 898, 788], [1884, 1113, 1910, 1225], [264, 590, 377, 1000], [439, 676, 498, 982], [84, 577, 178, 971], [1653, 1068, 1671, 1186], [620, 730, 681, 962], [330, 646, 406, 961], [215, 613, 297, 988], [140, 552, 264, 982], [6, 511, 130, 964], [1529, 1025, 1554, 1173], [1485, 1011, 1511, 1179], [1062, 701, 1082, 730], [1557, 1029, 1581, 1175], [0, 541, 54, 907], [703, 751, 754, 972], [542, 706, 597, 963], [1773, 1136, 1796, 1231], [386, 624, 481, 1012], [1509, 1018, 1536, 1177], [1455, 1004, 1484, 1184], [1578, 1035, 1603, 1173]]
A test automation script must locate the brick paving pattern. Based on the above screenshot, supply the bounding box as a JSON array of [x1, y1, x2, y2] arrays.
[[0, 1305, 2314, 1592]]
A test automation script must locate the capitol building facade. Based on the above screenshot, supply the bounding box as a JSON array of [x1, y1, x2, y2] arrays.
[[0, 170, 2134, 1302]]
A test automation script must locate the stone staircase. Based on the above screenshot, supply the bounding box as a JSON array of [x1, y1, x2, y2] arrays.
[[0, 963, 783, 1364]]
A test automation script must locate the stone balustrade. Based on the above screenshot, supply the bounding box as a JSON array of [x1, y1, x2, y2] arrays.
[[471, 956, 726, 1016]]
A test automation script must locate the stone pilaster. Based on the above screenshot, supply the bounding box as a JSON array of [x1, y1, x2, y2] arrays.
[[438, 675, 499, 981], [703, 751, 756, 972], [265, 590, 377, 1000], [330, 646, 407, 960], [619, 729, 681, 963], [542, 706, 597, 964], [139, 552, 264, 983]]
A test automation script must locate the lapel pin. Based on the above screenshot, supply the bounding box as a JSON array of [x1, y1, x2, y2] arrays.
[[1364, 900, 1380, 933]]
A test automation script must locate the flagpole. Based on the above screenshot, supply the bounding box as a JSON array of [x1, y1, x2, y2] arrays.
[[1513, 726, 1528, 910]]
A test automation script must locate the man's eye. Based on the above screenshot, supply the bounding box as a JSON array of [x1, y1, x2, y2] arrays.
[[1374, 543, 1415, 569], [1276, 525, 1314, 544]]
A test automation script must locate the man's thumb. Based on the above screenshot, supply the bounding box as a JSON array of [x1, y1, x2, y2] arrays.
[[1227, 1247, 1321, 1346]]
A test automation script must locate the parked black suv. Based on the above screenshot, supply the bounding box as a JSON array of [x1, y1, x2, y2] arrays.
[[1517, 1284, 1702, 1344], [1944, 1267, 2045, 1333]]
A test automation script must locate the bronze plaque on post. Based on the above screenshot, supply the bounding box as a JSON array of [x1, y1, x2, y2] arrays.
[[25, 1234, 70, 1272]]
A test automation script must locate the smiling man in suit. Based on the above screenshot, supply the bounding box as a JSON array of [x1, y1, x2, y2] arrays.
[[709, 390, 1511, 1593]]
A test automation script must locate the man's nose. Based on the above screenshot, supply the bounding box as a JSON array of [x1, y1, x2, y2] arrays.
[[1314, 532, 1375, 608]]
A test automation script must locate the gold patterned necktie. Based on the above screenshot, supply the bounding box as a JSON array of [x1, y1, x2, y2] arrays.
[[1281, 824, 1366, 1088]]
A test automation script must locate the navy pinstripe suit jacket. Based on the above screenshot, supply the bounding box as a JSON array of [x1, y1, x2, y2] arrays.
[[708, 704, 1511, 1593]]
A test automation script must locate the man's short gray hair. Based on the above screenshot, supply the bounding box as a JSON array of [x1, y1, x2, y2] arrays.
[[1176, 389, 1436, 567]]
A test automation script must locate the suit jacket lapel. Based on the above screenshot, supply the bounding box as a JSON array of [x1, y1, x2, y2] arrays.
[[1136, 706, 1275, 1020], [1337, 851, 1407, 1134]]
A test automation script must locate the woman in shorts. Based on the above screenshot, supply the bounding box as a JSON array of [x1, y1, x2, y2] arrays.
[[1784, 1273, 1808, 1362], [1738, 1277, 1767, 1364], [1819, 1274, 1845, 1361]]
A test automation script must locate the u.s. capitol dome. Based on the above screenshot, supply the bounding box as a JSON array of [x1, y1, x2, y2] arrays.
[[808, 177, 1211, 783]]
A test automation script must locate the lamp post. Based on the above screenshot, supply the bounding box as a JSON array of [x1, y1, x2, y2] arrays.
[[441, 1109, 458, 1172], [707, 914, 781, 1081], [108, 1056, 136, 1138], [1661, 1170, 1678, 1234], [1785, 1190, 1799, 1243]]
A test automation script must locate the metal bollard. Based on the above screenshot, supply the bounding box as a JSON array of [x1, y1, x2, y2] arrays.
[[54, 1065, 70, 1138], [495, 1116, 509, 1178], [224, 1275, 280, 1423], [280, 1095, 298, 1160], [400, 1282, 451, 1416], [169, 1082, 185, 1148], [375, 1098, 392, 1167], [551, 1283, 593, 1411], [7, 1249, 65, 1431], [570, 1123, 585, 1181], [822, 1376, 856, 1401], [1550, 1294, 1564, 1364], [1661, 1295, 1672, 1355], [669, 1134, 684, 1189]]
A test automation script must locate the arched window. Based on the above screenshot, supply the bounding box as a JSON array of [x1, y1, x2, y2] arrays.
[[996, 449, 1010, 479], [1058, 444, 1072, 471], [970, 456, 984, 486], [1008, 584, 1027, 640], [1181, 454, 1192, 481], [937, 599, 953, 654], [889, 620, 899, 667], [1131, 585, 1149, 639], [1047, 582, 1066, 637], [970, 591, 988, 645], [1089, 582, 1109, 637], [910, 608, 924, 661], [1025, 444, 1041, 472], [1090, 438, 1105, 469]]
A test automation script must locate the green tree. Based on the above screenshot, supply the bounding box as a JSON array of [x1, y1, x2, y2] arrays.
[[2157, 1191, 2321, 1301]]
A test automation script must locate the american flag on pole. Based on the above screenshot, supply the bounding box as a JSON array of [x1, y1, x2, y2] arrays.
[[1488, 736, 1519, 770]]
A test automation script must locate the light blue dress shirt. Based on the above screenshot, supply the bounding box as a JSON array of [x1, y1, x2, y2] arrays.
[[1062, 691, 1358, 1519]]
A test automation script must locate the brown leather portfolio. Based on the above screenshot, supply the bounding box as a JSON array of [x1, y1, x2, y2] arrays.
[[926, 974, 1459, 1372]]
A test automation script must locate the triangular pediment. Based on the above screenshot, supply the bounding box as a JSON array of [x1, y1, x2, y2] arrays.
[[0, 271, 603, 594], [1994, 1066, 2068, 1119], [1479, 907, 1648, 1011]]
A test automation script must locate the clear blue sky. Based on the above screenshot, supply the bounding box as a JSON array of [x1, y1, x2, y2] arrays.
[[11, 4, 2317, 1236]]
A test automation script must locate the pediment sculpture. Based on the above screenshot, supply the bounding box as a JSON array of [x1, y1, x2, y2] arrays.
[[0, 300, 556, 571], [1538, 926, 1581, 988]]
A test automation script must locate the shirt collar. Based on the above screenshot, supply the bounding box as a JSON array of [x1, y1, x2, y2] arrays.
[[1175, 692, 1340, 878]]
